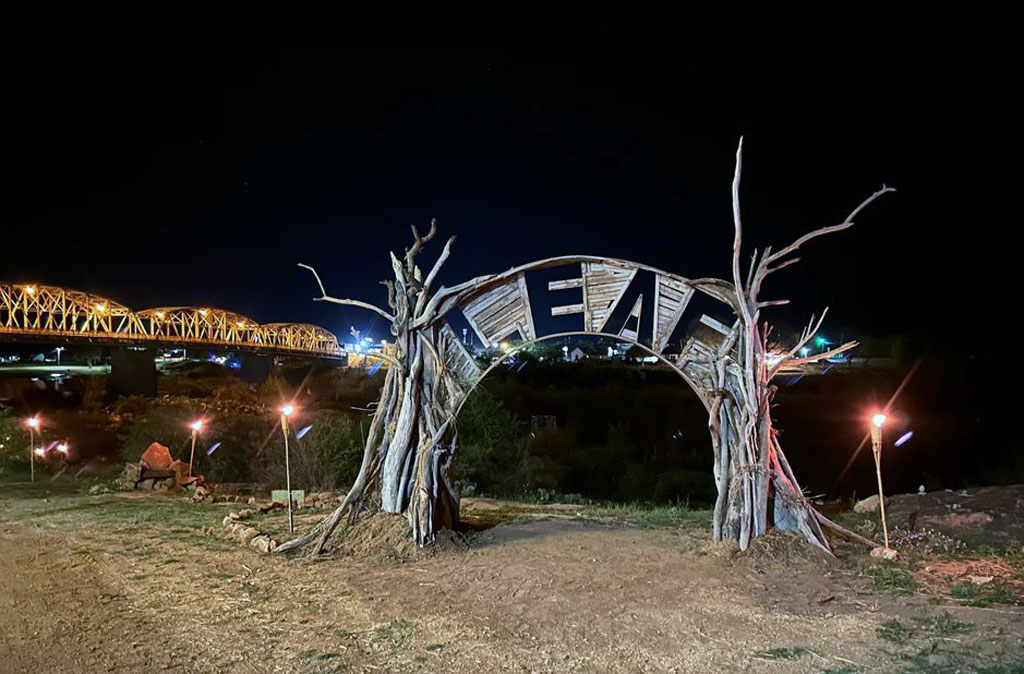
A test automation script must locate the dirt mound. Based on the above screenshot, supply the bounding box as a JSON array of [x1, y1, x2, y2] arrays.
[[724, 529, 834, 571], [337, 512, 469, 562], [886, 484, 1024, 547]]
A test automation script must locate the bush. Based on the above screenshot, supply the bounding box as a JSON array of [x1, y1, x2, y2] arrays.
[[254, 414, 363, 492], [0, 409, 31, 475], [453, 388, 524, 495]]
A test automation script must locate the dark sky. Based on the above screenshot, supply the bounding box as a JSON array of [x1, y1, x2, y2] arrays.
[[0, 7, 1008, 353]]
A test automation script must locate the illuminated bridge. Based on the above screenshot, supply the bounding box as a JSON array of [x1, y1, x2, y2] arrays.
[[0, 282, 344, 359]]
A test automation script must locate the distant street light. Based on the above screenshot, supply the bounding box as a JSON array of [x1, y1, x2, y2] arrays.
[[25, 416, 41, 482], [54, 346, 64, 366], [188, 419, 204, 478], [280, 404, 296, 533], [871, 412, 890, 549], [57, 441, 69, 455]]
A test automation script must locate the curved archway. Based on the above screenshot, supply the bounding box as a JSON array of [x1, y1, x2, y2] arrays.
[[280, 145, 892, 556]]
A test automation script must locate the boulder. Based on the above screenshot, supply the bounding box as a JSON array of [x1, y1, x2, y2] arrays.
[[854, 494, 888, 513], [140, 442, 173, 471], [235, 526, 260, 545], [870, 546, 900, 561], [249, 536, 277, 553]]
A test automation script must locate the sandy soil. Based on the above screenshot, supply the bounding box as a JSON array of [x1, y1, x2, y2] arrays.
[[1, 488, 1023, 673]]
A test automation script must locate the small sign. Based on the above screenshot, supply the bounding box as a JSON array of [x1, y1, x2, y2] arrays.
[[271, 489, 305, 507]]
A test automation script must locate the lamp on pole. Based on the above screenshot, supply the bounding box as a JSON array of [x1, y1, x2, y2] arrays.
[[280, 404, 296, 533], [188, 420, 204, 478], [871, 412, 890, 549], [25, 416, 40, 482]]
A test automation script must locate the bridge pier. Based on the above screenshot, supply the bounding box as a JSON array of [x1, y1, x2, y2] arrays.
[[108, 347, 157, 397], [238, 352, 272, 385]]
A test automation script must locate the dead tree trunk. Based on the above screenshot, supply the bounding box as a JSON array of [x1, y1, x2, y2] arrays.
[[277, 221, 464, 553], [710, 138, 893, 552]]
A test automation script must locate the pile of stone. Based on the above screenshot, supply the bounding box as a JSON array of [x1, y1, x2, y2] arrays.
[[222, 502, 285, 553], [116, 442, 203, 492]]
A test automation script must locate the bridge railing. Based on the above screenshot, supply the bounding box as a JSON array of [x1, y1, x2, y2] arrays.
[[0, 283, 343, 357]]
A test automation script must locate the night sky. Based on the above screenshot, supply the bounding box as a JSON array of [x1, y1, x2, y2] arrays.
[[1, 8, 1008, 359]]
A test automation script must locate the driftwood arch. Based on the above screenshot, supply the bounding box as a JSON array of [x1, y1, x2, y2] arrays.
[[279, 140, 891, 555]]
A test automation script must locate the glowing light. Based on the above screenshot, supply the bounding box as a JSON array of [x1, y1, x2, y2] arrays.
[[95, 303, 106, 313], [296, 424, 313, 439], [280, 405, 295, 417], [199, 308, 209, 316], [155, 311, 165, 319], [190, 420, 204, 432], [499, 341, 510, 352], [894, 431, 913, 447], [206, 442, 222, 455], [34, 447, 45, 457], [236, 321, 245, 328], [24, 285, 36, 294], [57, 442, 69, 454], [799, 346, 810, 357], [26, 416, 40, 429], [872, 413, 887, 428]]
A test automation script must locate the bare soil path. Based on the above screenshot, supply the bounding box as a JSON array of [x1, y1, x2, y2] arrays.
[[1, 483, 1023, 673]]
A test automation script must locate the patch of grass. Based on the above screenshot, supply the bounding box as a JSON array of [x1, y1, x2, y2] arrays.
[[867, 563, 919, 596], [753, 646, 811, 660], [1003, 543, 1024, 578], [917, 612, 974, 636], [976, 664, 1024, 674], [372, 619, 413, 651], [820, 667, 859, 674], [950, 580, 1020, 606], [297, 650, 341, 661], [574, 502, 713, 529], [877, 619, 912, 645]]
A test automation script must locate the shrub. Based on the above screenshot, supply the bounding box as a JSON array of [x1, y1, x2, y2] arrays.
[[255, 414, 363, 492], [0, 409, 30, 474]]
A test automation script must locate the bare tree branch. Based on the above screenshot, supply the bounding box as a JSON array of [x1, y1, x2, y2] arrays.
[[405, 217, 437, 272], [297, 263, 395, 322], [765, 185, 895, 266]]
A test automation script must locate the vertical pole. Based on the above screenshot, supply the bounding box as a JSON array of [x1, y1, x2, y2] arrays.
[[29, 428, 35, 483], [281, 413, 294, 533], [871, 425, 889, 549], [188, 428, 197, 478]]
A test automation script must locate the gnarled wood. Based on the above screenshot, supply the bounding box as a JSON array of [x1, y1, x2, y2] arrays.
[[278, 141, 892, 556]]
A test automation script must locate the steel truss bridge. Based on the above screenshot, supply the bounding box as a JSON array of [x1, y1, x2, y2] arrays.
[[0, 282, 344, 358]]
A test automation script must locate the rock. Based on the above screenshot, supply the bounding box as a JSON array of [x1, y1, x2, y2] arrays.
[[88, 484, 112, 496], [854, 495, 887, 513], [192, 485, 211, 503], [115, 463, 142, 490], [247, 497, 257, 505], [249, 536, 277, 553], [235, 527, 260, 545], [870, 546, 900, 561], [967, 575, 994, 585]]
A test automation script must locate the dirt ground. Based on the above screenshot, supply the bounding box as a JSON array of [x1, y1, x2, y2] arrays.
[[1, 483, 1023, 674]]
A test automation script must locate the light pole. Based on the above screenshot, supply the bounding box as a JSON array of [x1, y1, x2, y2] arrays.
[[871, 412, 890, 549], [188, 420, 204, 478], [280, 404, 296, 533], [57, 441, 70, 470], [25, 416, 40, 482]]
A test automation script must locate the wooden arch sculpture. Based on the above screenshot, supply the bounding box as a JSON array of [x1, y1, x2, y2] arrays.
[[279, 141, 892, 555]]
